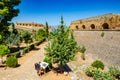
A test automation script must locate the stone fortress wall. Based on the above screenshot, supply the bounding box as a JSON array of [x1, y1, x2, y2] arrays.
[[16, 22, 44, 27], [70, 13, 120, 30], [15, 22, 45, 31]]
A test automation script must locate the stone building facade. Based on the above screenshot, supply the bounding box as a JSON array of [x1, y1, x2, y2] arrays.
[[16, 22, 44, 27], [70, 13, 120, 30]]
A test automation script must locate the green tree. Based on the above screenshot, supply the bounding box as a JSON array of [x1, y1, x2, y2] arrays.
[[60, 16, 64, 33], [45, 21, 49, 39], [4, 33, 21, 48], [44, 17, 78, 73], [31, 29, 37, 40], [0, 34, 2, 44], [6, 56, 18, 67], [20, 31, 32, 46], [0, 0, 21, 34], [36, 29, 46, 41], [0, 45, 10, 63]]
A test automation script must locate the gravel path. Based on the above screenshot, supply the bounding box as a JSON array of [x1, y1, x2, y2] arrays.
[[0, 42, 47, 80]]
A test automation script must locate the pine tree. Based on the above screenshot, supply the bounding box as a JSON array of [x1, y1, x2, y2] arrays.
[[60, 16, 64, 33], [45, 21, 49, 39], [44, 17, 78, 73]]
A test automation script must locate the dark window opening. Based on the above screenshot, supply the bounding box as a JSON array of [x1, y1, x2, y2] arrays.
[[90, 24, 95, 29], [102, 23, 109, 29], [82, 25, 86, 29], [76, 25, 78, 29]]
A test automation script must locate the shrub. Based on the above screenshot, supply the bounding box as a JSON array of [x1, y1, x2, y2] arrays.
[[109, 66, 120, 79], [20, 31, 33, 46], [101, 32, 105, 37], [29, 44, 35, 51], [11, 38, 45, 57], [93, 68, 103, 80], [78, 45, 86, 53], [34, 41, 41, 46], [93, 71, 115, 80], [0, 35, 3, 43], [91, 60, 104, 70], [36, 29, 46, 41], [34, 38, 45, 46], [4, 33, 21, 47], [12, 51, 20, 58], [81, 53, 85, 60], [102, 72, 115, 80], [77, 45, 86, 60], [0, 45, 10, 57], [6, 56, 18, 67], [23, 47, 29, 53], [80, 46, 86, 53], [85, 67, 96, 77], [85, 67, 115, 80]]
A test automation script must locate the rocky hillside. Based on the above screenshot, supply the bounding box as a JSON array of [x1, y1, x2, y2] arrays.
[[74, 31, 120, 68]]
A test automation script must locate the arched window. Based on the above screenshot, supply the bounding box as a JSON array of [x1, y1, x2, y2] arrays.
[[82, 25, 86, 29], [75, 25, 78, 29], [90, 24, 95, 29], [102, 23, 109, 29]]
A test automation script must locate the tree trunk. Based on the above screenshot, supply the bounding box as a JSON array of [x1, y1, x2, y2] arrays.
[[59, 62, 63, 73]]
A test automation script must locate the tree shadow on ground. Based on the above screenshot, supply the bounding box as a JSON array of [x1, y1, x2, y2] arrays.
[[9, 47, 25, 53], [32, 47, 40, 51], [63, 64, 72, 73], [52, 63, 72, 75]]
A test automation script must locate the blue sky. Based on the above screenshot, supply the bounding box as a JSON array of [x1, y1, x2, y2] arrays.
[[12, 0, 120, 26]]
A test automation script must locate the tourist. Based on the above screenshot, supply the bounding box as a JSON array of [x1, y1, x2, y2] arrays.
[[34, 62, 40, 76]]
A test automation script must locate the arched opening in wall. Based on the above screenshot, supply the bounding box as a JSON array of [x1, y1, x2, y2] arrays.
[[82, 25, 86, 29], [102, 23, 109, 29], [75, 25, 78, 29], [90, 24, 95, 29]]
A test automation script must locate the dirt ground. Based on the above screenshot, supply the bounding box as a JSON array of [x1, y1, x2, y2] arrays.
[[0, 40, 99, 80], [18, 42, 71, 80], [0, 42, 71, 80]]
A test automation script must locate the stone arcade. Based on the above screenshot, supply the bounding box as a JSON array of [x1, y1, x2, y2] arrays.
[[70, 13, 120, 30]]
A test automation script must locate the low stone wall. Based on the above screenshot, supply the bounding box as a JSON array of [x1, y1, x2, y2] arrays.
[[74, 30, 120, 68]]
